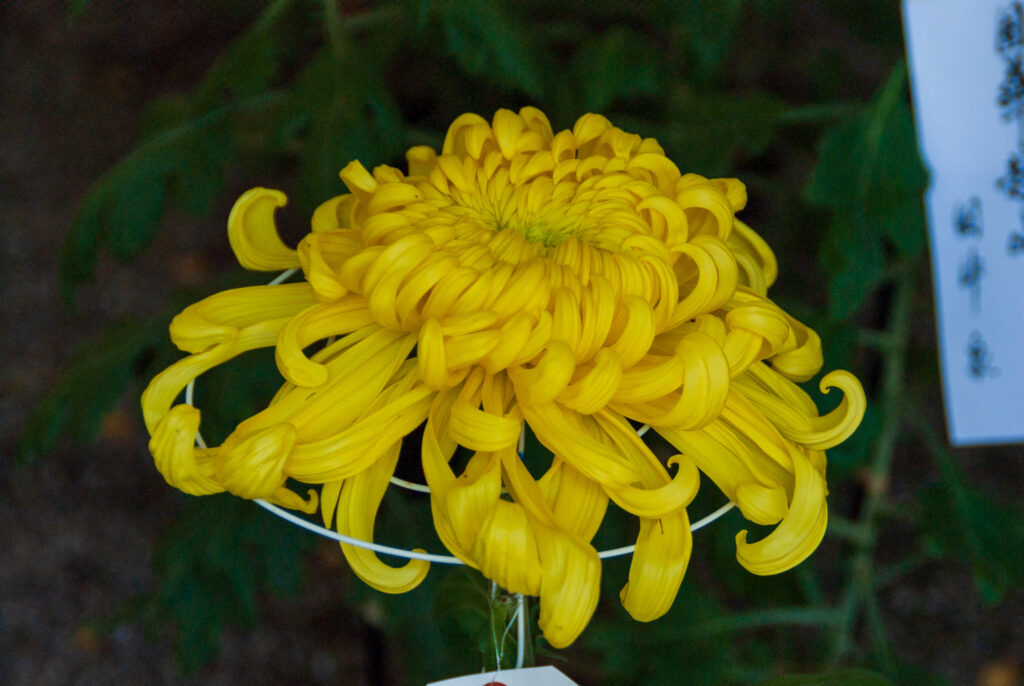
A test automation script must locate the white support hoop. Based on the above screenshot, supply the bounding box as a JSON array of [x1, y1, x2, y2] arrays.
[[251, 496, 736, 564], [178, 267, 738, 567]]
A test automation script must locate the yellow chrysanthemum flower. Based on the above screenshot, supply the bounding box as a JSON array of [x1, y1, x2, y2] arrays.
[[142, 107, 865, 648]]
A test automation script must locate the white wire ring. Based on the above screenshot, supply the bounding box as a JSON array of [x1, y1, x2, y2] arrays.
[[181, 267, 738, 565], [251, 498, 737, 564]]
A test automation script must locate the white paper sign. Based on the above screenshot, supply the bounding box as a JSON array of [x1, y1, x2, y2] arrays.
[[426, 665, 577, 686], [904, 0, 1024, 445]]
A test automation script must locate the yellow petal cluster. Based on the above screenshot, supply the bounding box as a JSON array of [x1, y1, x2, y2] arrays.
[[142, 107, 865, 648]]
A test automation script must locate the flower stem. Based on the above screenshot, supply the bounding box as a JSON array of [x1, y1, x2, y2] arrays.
[[687, 606, 842, 637], [828, 268, 914, 669], [323, 0, 345, 64], [778, 102, 859, 126], [485, 583, 534, 671]]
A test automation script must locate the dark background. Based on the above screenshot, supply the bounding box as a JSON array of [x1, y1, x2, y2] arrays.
[[3, 1, 1024, 684]]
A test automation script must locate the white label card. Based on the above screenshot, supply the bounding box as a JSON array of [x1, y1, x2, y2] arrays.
[[903, 0, 1024, 445], [426, 665, 578, 686]]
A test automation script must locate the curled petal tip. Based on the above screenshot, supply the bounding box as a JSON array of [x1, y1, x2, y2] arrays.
[[228, 188, 300, 272], [735, 457, 828, 575], [150, 404, 223, 496]]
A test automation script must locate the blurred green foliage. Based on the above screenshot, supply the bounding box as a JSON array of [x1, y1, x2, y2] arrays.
[[806, 63, 928, 319], [145, 493, 316, 673], [25, 0, 1024, 683]]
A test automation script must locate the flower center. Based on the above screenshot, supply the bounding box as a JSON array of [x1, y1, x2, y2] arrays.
[[505, 214, 577, 248]]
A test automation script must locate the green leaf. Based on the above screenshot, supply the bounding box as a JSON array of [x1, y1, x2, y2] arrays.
[[889, 659, 952, 686], [61, 180, 112, 300], [18, 316, 168, 461], [61, 2, 290, 298], [105, 152, 176, 261], [191, 0, 286, 108], [758, 669, 894, 686], [585, 583, 735, 686], [139, 95, 233, 216], [806, 115, 864, 210], [656, 0, 745, 85], [148, 493, 314, 674], [169, 122, 233, 216], [571, 27, 665, 112], [62, 148, 177, 297], [62, 91, 282, 297], [912, 390, 1024, 606], [436, 0, 545, 98], [812, 314, 857, 378], [67, 0, 90, 20], [630, 91, 786, 177], [433, 568, 501, 668], [138, 94, 194, 139], [868, 191, 927, 259], [292, 56, 360, 208], [287, 45, 407, 211], [822, 217, 886, 319], [22, 270, 274, 462], [805, 64, 928, 318], [918, 468, 1024, 603]]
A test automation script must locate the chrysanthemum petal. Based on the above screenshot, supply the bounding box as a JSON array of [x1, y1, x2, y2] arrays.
[[321, 480, 342, 529], [499, 444, 562, 530], [676, 176, 735, 240], [406, 145, 437, 177], [145, 106, 867, 651], [620, 511, 692, 621], [507, 341, 576, 405], [736, 450, 828, 575], [618, 331, 729, 429], [521, 401, 643, 489], [334, 442, 430, 593], [720, 389, 798, 474], [558, 348, 623, 414], [275, 299, 375, 387], [298, 230, 362, 301], [738, 360, 819, 416], [265, 486, 318, 513], [603, 456, 699, 518], [248, 327, 414, 440], [448, 370, 522, 451], [734, 480, 788, 525], [214, 422, 295, 499], [728, 218, 777, 294], [311, 195, 350, 233], [607, 296, 656, 367], [169, 283, 316, 353], [595, 410, 700, 517], [473, 500, 543, 595], [612, 355, 684, 404], [668, 238, 738, 327], [420, 390, 468, 556], [287, 382, 433, 481], [739, 370, 866, 451], [444, 450, 503, 556], [534, 524, 601, 648], [227, 188, 301, 271], [722, 301, 791, 376], [142, 320, 291, 434], [442, 112, 492, 157], [339, 160, 378, 199], [149, 404, 223, 495], [656, 423, 765, 506], [544, 461, 609, 542], [770, 317, 824, 383]]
